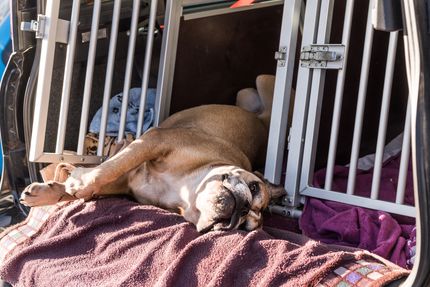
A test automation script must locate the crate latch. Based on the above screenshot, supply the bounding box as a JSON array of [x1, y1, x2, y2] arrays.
[[274, 46, 287, 67], [21, 14, 69, 44], [300, 44, 345, 69]]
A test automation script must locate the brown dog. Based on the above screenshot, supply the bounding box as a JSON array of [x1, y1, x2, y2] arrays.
[[20, 75, 285, 232]]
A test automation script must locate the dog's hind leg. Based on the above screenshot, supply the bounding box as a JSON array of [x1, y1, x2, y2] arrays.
[[20, 172, 131, 206]]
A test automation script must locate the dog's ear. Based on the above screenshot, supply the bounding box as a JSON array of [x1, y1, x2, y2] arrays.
[[265, 181, 286, 199], [253, 171, 286, 199]]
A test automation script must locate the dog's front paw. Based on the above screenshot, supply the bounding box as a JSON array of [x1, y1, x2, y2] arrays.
[[20, 182, 75, 207], [64, 168, 101, 200]]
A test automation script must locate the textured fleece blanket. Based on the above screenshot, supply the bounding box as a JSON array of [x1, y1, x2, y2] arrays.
[[301, 154, 415, 269], [0, 198, 408, 287]]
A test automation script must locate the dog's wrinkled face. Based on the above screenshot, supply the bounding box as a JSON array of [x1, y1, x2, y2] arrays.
[[194, 166, 285, 232]]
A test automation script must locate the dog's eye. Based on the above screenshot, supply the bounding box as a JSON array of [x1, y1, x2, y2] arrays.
[[249, 181, 260, 195], [222, 174, 229, 181]]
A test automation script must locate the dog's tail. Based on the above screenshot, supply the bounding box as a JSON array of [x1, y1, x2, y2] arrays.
[[236, 75, 275, 129]]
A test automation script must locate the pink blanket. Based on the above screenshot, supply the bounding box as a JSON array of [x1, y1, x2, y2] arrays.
[[0, 197, 408, 286], [301, 154, 416, 269]]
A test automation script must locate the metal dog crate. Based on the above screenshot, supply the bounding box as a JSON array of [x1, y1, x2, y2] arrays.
[[27, 0, 414, 219]]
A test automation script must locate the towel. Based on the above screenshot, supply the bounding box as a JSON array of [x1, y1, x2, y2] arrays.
[[89, 88, 156, 136], [0, 198, 408, 287], [300, 153, 415, 269]]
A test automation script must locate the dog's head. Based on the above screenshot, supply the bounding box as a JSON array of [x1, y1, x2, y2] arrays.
[[194, 166, 285, 232]]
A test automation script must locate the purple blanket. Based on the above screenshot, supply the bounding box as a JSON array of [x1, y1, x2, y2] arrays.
[[0, 198, 408, 286], [300, 154, 416, 269]]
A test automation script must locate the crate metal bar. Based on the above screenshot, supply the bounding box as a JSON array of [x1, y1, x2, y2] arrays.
[[136, 0, 159, 138], [324, 0, 355, 190], [283, 0, 321, 205], [55, 0, 80, 154], [183, 0, 283, 20], [396, 101, 411, 204], [97, 0, 122, 156], [37, 153, 105, 165], [118, 0, 141, 141], [299, 1, 305, 34], [29, 0, 61, 161], [299, 0, 335, 191], [396, 1, 415, 205], [400, 4, 420, 278], [155, 0, 183, 125], [400, 0, 419, 194], [402, 0, 419, 94], [302, 187, 415, 217], [182, 0, 226, 6], [396, 4, 413, 205], [77, 0, 101, 155], [370, 31, 399, 199], [346, 1, 374, 195], [264, 0, 301, 183], [403, 33, 412, 90]]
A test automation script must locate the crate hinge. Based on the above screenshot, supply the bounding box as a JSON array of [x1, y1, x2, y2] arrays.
[[20, 14, 69, 44], [268, 204, 303, 218], [274, 46, 287, 67]]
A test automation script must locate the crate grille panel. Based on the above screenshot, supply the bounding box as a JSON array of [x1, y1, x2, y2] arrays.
[[266, 0, 414, 217], [29, 0, 158, 164]]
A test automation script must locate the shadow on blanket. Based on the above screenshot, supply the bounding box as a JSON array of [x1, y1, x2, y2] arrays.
[[0, 197, 408, 287]]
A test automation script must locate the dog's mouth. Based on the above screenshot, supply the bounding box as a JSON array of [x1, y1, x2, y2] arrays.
[[200, 214, 247, 233]]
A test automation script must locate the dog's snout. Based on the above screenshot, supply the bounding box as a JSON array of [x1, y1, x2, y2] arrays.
[[223, 175, 240, 186], [223, 175, 252, 205]]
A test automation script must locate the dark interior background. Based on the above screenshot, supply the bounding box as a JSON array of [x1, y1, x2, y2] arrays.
[[170, 4, 283, 113]]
